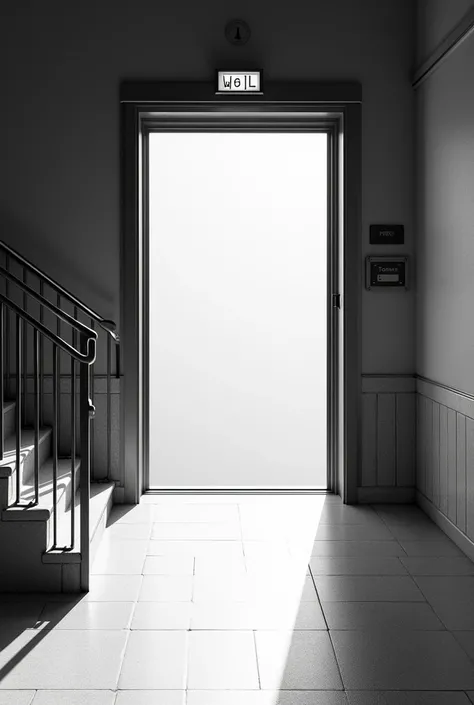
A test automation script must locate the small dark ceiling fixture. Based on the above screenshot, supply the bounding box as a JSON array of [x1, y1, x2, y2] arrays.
[[225, 19, 251, 46]]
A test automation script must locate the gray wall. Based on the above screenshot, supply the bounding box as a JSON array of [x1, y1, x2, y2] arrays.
[[416, 0, 474, 63], [416, 31, 474, 393], [0, 0, 416, 492], [415, 1, 474, 538]]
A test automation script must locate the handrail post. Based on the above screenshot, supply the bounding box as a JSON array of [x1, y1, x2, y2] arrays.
[[79, 334, 93, 592], [0, 303, 4, 462]]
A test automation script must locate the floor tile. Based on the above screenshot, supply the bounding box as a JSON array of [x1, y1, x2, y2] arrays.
[[192, 573, 316, 603], [153, 503, 240, 523], [147, 540, 244, 558], [331, 630, 474, 690], [315, 576, 424, 602], [306, 541, 405, 557], [91, 540, 148, 575], [239, 519, 295, 541], [0, 693, 35, 705], [194, 553, 246, 577], [467, 693, 474, 704], [243, 541, 293, 561], [246, 556, 310, 579], [131, 602, 192, 630], [309, 557, 407, 575], [191, 600, 326, 630], [192, 574, 248, 602], [255, 630, 343, 690], [32, 692, 116, 705], [103, 523, 152, 540], [37, 601, 134, 630], [398, 541, 465, 556], [187, 692, 348, 704], [115, 693, 185, 705], [0, 629, 127, 689], [142, 556, 194, 575], [388, 523, 454, 541], [346, 692, 471, 704], [187, 631, 259, 689], [319, 506, 383, 525], [138, 575, 193, 602], [82, 575, 142, 602], [314, 525, 394, 541], [400, 556, 474, 575], [151, 521, 241, 540], [107, 504, 155, 524], [414, 577, 474, 629], [453, 632, 474, 662], [0, 602, 47, 629], [321, 601, 444, 630], [118, 631, 187, 689], [372, 505, 435, 525]]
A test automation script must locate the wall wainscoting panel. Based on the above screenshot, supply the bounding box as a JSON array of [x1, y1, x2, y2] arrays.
[[416, 377, 474, 546], [359, 375, 416, 502]]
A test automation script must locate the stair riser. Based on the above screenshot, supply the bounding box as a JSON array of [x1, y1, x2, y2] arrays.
[[0, 520, 62, 592], [3, 404, 15, 438], [3, 433, 53, 507], [0, 434, 52, 510], [20, 431, 52, 489]]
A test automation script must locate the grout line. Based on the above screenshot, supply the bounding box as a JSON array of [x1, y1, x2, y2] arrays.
[[184, 621, 191, 692], [327, 628, 345, 691], [115, 618, 132, 693], [309, 562, 330, 631], [252, 629, 262, 689]]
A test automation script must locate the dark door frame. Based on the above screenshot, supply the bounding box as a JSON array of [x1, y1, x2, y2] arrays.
[[120, 80, 362, 504]]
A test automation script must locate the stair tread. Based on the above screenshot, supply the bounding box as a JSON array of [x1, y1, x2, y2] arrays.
[[20, 457, 80, 505], [3, 457, 81, 515], [0, 427, 52, 475]]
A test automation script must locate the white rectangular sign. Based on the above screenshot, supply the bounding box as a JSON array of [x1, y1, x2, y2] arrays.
[[217, 71, 262, 93]]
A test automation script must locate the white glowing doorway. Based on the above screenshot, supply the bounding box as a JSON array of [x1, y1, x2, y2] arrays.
[[148, 131, 328, 489]]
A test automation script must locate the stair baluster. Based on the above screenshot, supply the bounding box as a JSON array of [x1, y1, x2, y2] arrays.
[[0, 238, 117, 591]]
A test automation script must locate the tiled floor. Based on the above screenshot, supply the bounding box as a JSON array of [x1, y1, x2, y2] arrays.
[[2, 494, 474, 704]]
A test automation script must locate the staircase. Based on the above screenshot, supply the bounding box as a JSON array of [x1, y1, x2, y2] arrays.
[[0, 241, 120, 592]]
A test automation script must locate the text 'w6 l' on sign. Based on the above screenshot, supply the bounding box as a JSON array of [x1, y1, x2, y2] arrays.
[[216, 70, 263, 94]]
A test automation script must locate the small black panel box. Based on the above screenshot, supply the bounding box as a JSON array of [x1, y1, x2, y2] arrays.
[[365, 256, 408, 289], [370, 224, 404, 245]]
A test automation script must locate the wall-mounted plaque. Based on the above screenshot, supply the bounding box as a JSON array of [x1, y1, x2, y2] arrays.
[[370, 224, 404, 245], [216, 70, 263, 94], [365, 256, 408, 290]]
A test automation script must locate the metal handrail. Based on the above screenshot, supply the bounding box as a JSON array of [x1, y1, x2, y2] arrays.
[[0, 240, 119, 343], [0, 292, 97, 364], [0, 243, 115, 591], [0, 265, 98, 343]]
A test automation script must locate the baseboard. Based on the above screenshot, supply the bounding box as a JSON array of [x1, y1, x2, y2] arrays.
[[358, 487, 415, 504], [416, 491, 474, 562]]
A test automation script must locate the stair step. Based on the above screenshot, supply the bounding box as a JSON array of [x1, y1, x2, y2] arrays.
[[2, 457, 81, 522], [0, 427, 52, 505], [43, 481, 115, 564], [2, 400, 15, 438]]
